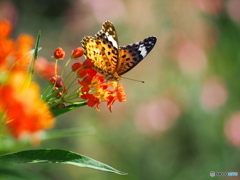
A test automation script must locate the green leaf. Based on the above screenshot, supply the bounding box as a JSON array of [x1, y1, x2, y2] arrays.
[[50, 103, 87, 117], [29, 31, 41, 75], [33, 31, 41, 60], [0, 149, 127, 175]]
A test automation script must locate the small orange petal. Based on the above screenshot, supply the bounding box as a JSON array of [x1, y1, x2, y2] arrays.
[[52, 47, 65, 59], [71, 47, 84, 59], [0, 20, 12, 38]]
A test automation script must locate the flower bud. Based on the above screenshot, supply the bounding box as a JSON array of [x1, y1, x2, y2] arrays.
[[72, 63, 82, 71], [49, 76, 57, 84], [77, 69, 87, 78], [52, 47, 65, 59], [57, 91, 63, 98], [52, 87, 59, 91], [82, 59, 94, 69], [56, 77, 64, 88], [82, 75, 93, 84], [71, 47, 84, 59]]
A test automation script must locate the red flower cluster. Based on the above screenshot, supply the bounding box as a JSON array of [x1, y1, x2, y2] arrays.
[[76, 59, 126, 112], [48, 47, 126, 112]]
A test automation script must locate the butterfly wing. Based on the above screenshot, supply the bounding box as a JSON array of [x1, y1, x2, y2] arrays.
[[96, 21, 119, 49], [81, 36, 111, 73], [117, 36, 157, 75], [81, 21, 120, 76]]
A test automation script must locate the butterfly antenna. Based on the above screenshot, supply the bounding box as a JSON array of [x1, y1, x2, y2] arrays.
[[121, 77, 145, 83]]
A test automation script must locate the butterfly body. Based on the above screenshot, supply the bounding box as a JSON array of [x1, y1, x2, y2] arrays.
[[81, 21, 157, 81]]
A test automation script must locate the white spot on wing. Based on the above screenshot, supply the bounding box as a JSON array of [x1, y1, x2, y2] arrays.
[[105, 32, 118, 48], [138, 44, 147, 57]]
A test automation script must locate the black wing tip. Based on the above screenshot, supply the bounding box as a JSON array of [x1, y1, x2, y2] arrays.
[[147, 36, 157, 43]]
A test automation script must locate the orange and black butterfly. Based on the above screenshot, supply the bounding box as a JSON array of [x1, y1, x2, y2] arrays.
[[81, 21, 157, 81]]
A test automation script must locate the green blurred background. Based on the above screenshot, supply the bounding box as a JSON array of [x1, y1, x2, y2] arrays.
[[1, 0, 240, 179]]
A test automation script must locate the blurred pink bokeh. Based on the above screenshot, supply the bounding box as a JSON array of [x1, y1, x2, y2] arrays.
[[227, 0, 240, 23], [0, 1, 18, 25], [195, 0, 223, 15], [200, 78, 228, 109], [134, 97, 181, 134], [225, 112, 240, 147], [175, 39, 207, 74]]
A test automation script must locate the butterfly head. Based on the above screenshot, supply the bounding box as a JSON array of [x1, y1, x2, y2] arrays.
[[105, 73, 121, 81], [93, 65, 121, 81]]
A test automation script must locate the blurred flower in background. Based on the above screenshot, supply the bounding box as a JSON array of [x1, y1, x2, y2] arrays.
[[84, 0, 125, 23], [226, 0, 240, 23], [0, 1, 18, 24], [35, 56, 56, 79], [200, 77, 228, 109], [135, 97, 181, 134], [175, 39, 207, 74], [0, 20, 54, 143], [225, 112, 240, 147], [195, 0, 223, 15]]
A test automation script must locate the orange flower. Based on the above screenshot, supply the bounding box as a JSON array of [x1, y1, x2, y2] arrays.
[[43, 48, 127, 112], [0, 20, 14, 68], [0, 20, 34, 71], [52, 47, 65, 59], [77, 68, 88, 78], [82, 58, 94, 68], [35, 57, 56, 79], [0, 20, 54, 143], [14, 34, 35, 70], [0, 70, 54, 142], [0, 20, 12, 38], [77, 61, 126, 111], [72, 62, 82, 71], [71, 47, 84, 59], [0, 38, 15, 68]]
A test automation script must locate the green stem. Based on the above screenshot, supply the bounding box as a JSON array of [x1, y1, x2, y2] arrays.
[[55, 59, 59, 77], [64, 71, 74, 84], [49, 99, 64, 108], [64, 85, 81, 99], [66, 76, 78, 91], [64, 93, 79, 101], [61, 58, 72, 77], [44, 88, 62, 102], [41, 84, 54, 100], [63, 100, 86, 104]]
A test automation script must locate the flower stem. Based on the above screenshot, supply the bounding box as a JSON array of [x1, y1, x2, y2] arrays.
[[44, 88, 62, 102], [66, 76, 78, 91], [64, 71, 74, 84], [61, 58, 72, 77], [64, 91, 80, 101], [41, 84, 54, 100], [55, 59, 59, 76], [49, 99, 64, 108]]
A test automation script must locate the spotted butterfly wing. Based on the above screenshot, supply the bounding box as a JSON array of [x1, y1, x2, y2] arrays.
[[117, 36, 157, 75], [81, 21, 120, 80], [81, 21, 157, 81]]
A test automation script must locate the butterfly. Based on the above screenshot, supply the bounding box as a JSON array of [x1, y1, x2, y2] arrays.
[[81, 21, 157, 81]]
